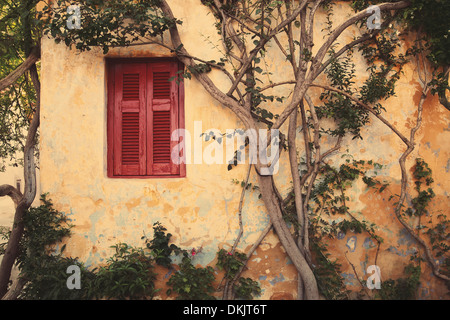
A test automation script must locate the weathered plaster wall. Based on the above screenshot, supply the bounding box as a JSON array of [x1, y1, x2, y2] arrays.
[[39, 0, 449, 299]]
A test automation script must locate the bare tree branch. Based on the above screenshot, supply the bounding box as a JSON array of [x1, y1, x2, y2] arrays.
[[0, 185, 23, 207], [0, 46, 40, 92]]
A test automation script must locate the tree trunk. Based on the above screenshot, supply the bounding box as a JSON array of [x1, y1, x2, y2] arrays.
[[257, 174, 319, 300], [0, 63, 40, 298]]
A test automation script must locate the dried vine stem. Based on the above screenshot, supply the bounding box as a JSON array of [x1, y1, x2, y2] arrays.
[[222, 163, 252, 299], [230, 164, 252, 255], [223, 222, 273, 300]]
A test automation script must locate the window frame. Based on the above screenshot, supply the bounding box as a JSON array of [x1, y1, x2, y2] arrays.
[[106, 58, 186, 179]]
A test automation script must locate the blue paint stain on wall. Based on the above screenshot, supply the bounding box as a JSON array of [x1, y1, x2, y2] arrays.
[[89, 208, 105, 243], [337, 231, 346, 240], [269, 273, 285, 285], [346, 236, 357, 252], [341, 273, 357, 286], [363, 237, 376, 249], [85, 251, 102, 268], [397, 229, 416, 247], [387, 245, 417, 257]]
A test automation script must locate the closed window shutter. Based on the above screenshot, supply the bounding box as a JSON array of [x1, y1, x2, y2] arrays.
[[113, 63, 147, 176], [147, 62, 180, 176], [108, 60, 184, 178]]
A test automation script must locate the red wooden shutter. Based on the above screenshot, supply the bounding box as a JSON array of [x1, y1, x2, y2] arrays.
[[113, 63, 147, 176], [147, 62, 180, 176]]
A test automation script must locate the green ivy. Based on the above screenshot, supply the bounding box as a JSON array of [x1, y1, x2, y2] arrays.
[[377, 264, 421, 300], [13, 194, 95, 300], [216, 249, 247, 279], [234, 277, 261, 300], [42, 0, 181, 54], [90, 243, 158, 300], [144, 222, 186, 268]]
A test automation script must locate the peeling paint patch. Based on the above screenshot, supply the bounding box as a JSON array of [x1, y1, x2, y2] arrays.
[[346, 236, 357, 252]]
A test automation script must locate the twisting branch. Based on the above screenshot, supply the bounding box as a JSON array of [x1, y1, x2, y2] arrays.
[[0, 62, 41, 298], [0, 46, 40, 92], [0, 185, 23, 207]]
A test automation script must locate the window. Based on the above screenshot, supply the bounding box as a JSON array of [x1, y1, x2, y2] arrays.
[[107, 59, 185, 178]]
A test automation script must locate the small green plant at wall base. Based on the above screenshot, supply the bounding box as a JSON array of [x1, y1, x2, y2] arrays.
[[234, 277, 261, 300], [144, 222, 186, 268], [166, 256, 216, 300], [9, 194, 95, 300], [216, 249, 261, 299], [377, 264, 421, 300], [90, 243, 158, 300]]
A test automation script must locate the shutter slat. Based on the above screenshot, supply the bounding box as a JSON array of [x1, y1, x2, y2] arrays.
[[153, 72, 171, 99], [153, 110, 171, 164], [123, 73, 140, 100], [121, 112, 140, 165]]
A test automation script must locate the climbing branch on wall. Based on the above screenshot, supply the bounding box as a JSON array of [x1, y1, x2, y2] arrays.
[[222, 163, 252, 299], [394, 44, 450, 283]]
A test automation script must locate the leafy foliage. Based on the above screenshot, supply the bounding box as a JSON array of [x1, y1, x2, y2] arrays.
[[1, 0, 448, 300], [350, 0, 450, 109], [0, 0, 41, 171], [15, 194, 95, 300], [166, 256, 216, 300], [216, 248, 247, 280], [42, 0, 181, 54], [144, 222, 186, 268], [234, 277, 261, 300], [377, 264, 421, 300], [91, 243, 158, 300], [310, 240, 349, 300]]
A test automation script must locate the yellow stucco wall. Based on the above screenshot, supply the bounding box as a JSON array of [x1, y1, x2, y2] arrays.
[[39, 1, 449, 299]]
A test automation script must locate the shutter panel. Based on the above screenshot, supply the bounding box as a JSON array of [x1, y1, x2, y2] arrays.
[[113, 63, 147, 176], [147, 62, 179, 175]]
